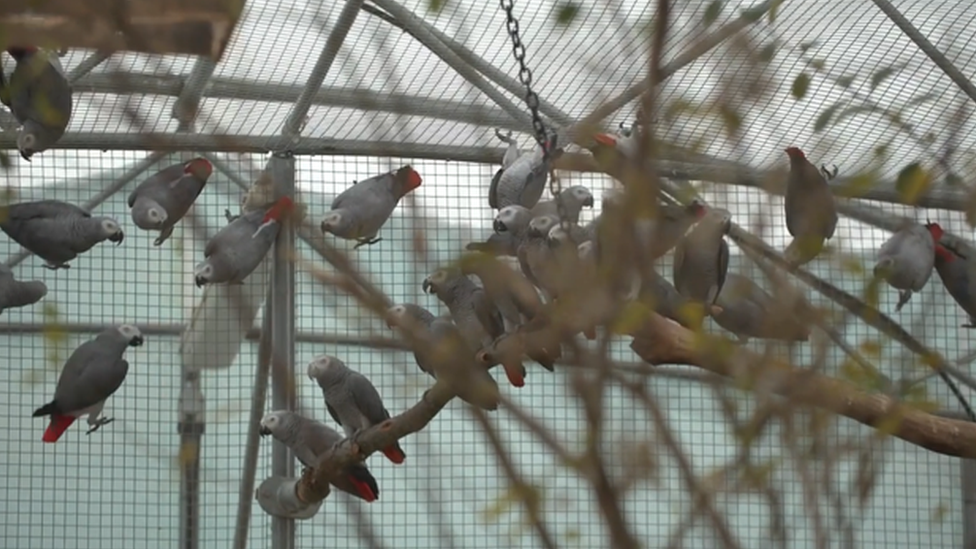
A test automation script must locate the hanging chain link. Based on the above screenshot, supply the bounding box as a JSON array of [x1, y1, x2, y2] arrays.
[[498, 0, 566, 221]]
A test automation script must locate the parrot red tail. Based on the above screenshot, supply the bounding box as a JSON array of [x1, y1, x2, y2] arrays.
[[593, 133, 617, 147], [184, 158, 213, 178], [42, 414, 76, 443], [502, 362, 526, 388], [262, 196, 295, 223], [935, 244, 956, 263], [381, 444, 406, 465], [396, 165, 423, 194]]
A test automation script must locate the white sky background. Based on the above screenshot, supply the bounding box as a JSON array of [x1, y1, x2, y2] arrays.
[[2, 0, 976, 253]]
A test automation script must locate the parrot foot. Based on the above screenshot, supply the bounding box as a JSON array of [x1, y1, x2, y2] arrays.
[[820, 163, 839, 180], [224, 209, 240, 223], [894, 291, 912, 312], [353, 237, 382, 249], [154, 228, 174, 247], [43, 262, 69, 270], [85, 417, 114, 435]]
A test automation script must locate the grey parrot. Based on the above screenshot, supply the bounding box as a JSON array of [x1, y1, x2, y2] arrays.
[[259, 410, 379, 502], [422, 318, 502, 410], [874, 221, 938, 312], [494, 128, 521, 170], [517, 215, 562, 300], [784, 147, 838, 266], [530, 185, 595, 224], [672, 207, 732, 317], [593, 126, 639, 160], [712, 273, 810, 343], [0, 262, 46, 313], [128, 157, 213, 246], [931, 225, 976, 328], [32, 324, 144, 442], [385, 302, 439, 377], [320, 165, 423, 249], [0, 199, 124, 269], [306, 354, 406, 465], [465, 204, 535, 257], [422, 265, 527, 388], [637, 266, 700, 329], [193, 196, 293, 287], [0, 47, 73, 161], [488, 134, 563, 210]]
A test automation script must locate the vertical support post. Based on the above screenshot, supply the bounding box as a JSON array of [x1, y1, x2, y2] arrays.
[[268, 152, 297, 549], [964, 459, 976, 549], [178, 351, 205, 549]]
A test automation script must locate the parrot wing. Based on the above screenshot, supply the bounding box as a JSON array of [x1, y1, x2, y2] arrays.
[[325, 403, 344, 428], [9, 200, 89, 221], [53, 351, 129, 413], [349, 374, 392, 425], [488, 169, 503, 209], [473, 289, 505, 340]]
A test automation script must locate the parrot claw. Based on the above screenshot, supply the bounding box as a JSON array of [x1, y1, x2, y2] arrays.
[[224, 209, 240, 223], [820, 163, 839, 180], [353, 237, 382, 249], [43, 262, 68, 270], [154, 227, 174, 247], [85, 417, 114, 435]]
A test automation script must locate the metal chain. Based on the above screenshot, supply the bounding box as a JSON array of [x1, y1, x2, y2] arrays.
[[498, 0, 566, 222]]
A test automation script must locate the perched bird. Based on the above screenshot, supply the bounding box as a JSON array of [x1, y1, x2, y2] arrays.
[[637, 267, 699, 329], [0, 262, 46, 314], [259, 410, 379, 502], [489, 134, 563, 211], [385, 303, 439, 378], [32, 324, 144, 442], [422, 266, 527, 387], [193, 197, 293, 287], [419, 318, 502, 410], [711, 273, 810, 343], [517, 215, 562, 300], [931, 226, 976, 328], [0, 199, 124, 269], [874, 221, 938, 312], [306, 354, 406, 465], [494, 128, 521, 170], [0, 46, 73, 161], [466, 204, 535, 256], [783, 147, 838, 266], [128, 157, 212, 246], [673, 208, 732, 318], [320, 165, 422, 249], [530, 185, 595, 224]]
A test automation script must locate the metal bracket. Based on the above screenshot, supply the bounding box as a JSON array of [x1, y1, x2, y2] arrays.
[[255, 477, 323, 520]]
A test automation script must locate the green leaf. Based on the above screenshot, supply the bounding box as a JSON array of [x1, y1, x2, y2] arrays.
[[768, 0, 784, 23], [554, 2, 581, 25], [904, 91, 938, 107], [703, 1, 723, 27], [757, 43, 776, 63], [807, 58, 826, 71], [895, 162, 932, 205], [791, 73, 811, 100], [835, 75, 856, 88], [428, 0, 448, 13], [870, 64, 904, 91], [799, 40, 819, 53], [813, 101, 846, 133], [834, 104, 882, 125]]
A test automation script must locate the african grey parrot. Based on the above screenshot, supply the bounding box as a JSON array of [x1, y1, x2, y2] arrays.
[[320, 165, 422, 249], [0, 199, 124, 269], [259, 410, 379, 502], [488, 134, 563, 211], [0, 46, 73, 161], [422, 265, 527, 388], [306, 354, 406, 465], [530, 185, 595, 224], [712, 273, 810, 343], [128, 157, 212, 246], [494, 128, 521, 170], [931, 226, 976, 328], [32, 324, 144, 442], [193, 196, 293, 287], [874, 221, 939, 312], [784, 147, 838, 266], [421, 318, 501, 410], [385, 302, 439, 378], [637, 267, 700, 329], [465, 204, 536, 257], [517, 215, 562, 300], [672, 207, 732, 316], [0, 262, 46, 313]]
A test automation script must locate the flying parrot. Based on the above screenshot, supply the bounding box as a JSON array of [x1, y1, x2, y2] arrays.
[[193, 196, 293, 287], [0, 262, 46, 313], [422, 266, 527, 387], [672, 207, 732, 320], [259, 410, 379, 502], [320, 165, 423, 249], [712, 273, 810, 343], [128, 157, 213, 246], [783, 147, 838, 266], [488, 134, 563, 211], [0, 46, 73, 161], [874, 221, 938, 312], [306, 354, 406, 465], [0, 199, 124, 269], [32, 324, 144, 442]]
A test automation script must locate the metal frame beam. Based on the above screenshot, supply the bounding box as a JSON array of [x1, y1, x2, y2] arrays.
[[75, 72, 523, 132], [68, 50, 112, 82], [174, 58, 219, 132], [871, 0, 976, 106]]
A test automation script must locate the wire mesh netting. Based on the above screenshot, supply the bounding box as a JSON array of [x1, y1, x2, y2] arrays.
[[0, 0, 974, 548]]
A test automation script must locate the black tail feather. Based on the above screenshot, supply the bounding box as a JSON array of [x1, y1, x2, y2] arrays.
[[32, 401, 59, 417], [347, 464, 380, 500]]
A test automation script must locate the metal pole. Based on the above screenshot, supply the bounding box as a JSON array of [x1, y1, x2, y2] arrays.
[[174, 58, 218, 131], [964, 459, 976, 548], [76, 72, 521, 132], [68, 50, 112, 82], [2, 151, 166, 269], [233, 290, 275, 549], [177, 348, 205, 549], [268, 152, 297, 549], [368, 0, 535, 131], [871, 0, 976, 106]]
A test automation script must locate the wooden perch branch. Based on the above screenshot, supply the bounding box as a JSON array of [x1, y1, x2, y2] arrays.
[[628, 312, 976, 459]]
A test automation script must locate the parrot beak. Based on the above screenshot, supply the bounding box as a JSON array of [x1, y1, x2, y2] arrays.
[[421, 278, 434, 294], [128, 335, 144, 347], [20, 150, 32, 162], [583, 195, 595, 207], [320, 220, 329, 234], [259, 426, 272, 437], [195, 275, 208, 288], [109, 231, 124, 245], [492, 219, 507, 233], [593, 133, 617, 147]]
